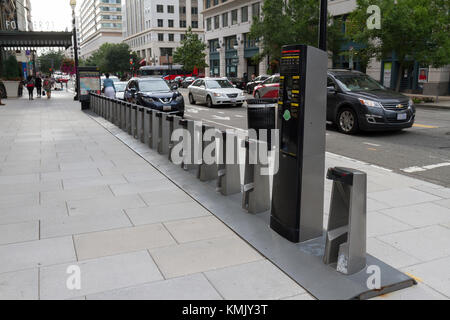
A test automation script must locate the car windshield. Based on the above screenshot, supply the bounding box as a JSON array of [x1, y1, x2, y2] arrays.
[[335, 74, 385, 92], [115, 83, 127, 92], [139, 80, 170, 92], [206, 80, 234, 89]]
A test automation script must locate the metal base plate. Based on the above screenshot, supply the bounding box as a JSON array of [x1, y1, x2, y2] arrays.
[[90, 113, 416, 300]]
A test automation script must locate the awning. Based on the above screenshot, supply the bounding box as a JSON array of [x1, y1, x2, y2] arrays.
[[0, 31, 73, 49], [139, 58, 146, 65]]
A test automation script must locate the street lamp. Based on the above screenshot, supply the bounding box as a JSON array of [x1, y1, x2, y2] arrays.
[[70, 0, 80, 101], [318, 0, 327, 51]]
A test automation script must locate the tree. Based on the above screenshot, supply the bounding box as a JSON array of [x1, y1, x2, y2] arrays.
[[60, 58, 76, 75], [38, 50, 64, 74], [249, 0, 346, 73], [2, 55, 21, 80], [173, 27, 208, 73], [347, 0, 450, 91], [84, 43, 140, 75]]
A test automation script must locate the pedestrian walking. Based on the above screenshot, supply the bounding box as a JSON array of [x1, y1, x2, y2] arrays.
[[26, 76, 35, 100], [103, 73, 116, 99], [0, 93, 4, 106], [18, 78, 24, 97], [43, 76, 52, 99], [35, 76, 42, 98]]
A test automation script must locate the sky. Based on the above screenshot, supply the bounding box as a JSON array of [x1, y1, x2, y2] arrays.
[[29, 0, 75, 32]]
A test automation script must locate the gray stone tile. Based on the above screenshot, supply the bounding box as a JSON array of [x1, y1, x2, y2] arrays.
[[0, 204, 68, 225], [402, 257, 450, 298], [282, 293, 316, 300], [59, 160, 115, 172], [139, 188, 194, 206], [123, 170, 164, 183], [435, 198, 450, 209], [62, 175, 127, 190], [109, 179, 176, 196], [41, 169, 101, 182], [367, 198, 392, 212], [0, 180, 62, 196], [40, 251, 163, 300], [0, 221, 39, 245], [150, 236, 263, 278], [0, 236, 76, 274], [67, 194, 147, 215], [380, 202, 450, 228], [40, 210, 132, 238], [413, 185, 450, 199], [369, 188, 442, 208], [127, 202, 210, 225], [378, 225, 450, 261], [87, 273, 222, 300], [164, 216, 235, 243], [0, 173, 39, 185], [368, 212, 413, 237], [0, 268, 39, 300], [367, 238, 420, 269], [98, 164, 157, 176], [40, 185, 114, 205], [74, 224, 176, 260], [205, 260, 305, 300], [371, 283, 447, 300], [0, 193, 39, 209]]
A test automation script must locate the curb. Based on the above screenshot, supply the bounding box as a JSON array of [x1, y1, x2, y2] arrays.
[[414, 104, 450, 111]]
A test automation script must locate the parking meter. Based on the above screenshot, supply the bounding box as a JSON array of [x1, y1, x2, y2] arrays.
[[270, 44, 328, 243]]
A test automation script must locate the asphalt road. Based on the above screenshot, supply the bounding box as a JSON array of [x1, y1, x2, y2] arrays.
[[180, 88, 450, 187]]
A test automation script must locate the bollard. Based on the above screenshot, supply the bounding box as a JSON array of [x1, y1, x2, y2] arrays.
[[242, 139, 271, 214], [323, 167, 367, 275], [197, 124, 218, 182], [216, 130, 241, 196], [151, 111, 160, 150], [138, 106, 146, 142], [157, 113, 171, 155], [126, 103, 132, 135], [169, 115, 182, 163], [143, 109, 152, 145], [120, 101, 126, 130], [181, 119, 202, 171]]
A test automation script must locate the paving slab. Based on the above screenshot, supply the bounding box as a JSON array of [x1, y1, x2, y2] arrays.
[[67, 194, 147, 215], [0, 269, 39, 300], [380, 202, 450, 228], [369, 188, 443, 207], [40, 185, 114, 205], [62, 175, 128, 190], [371, 283, 448, 300], [367, 238, 421, 269], [0, 221, 39, 245], [0, 236, 76, 274], [109, 179, 176, 196], [40, 251, 163, 300], [139, 188, 194, 206], [0, 204, 68, 225], [204, 260, 305, 300], [150, 236, 263, 279], [74, 224, 176, 260], [0, 192, 39, 209], [86, 273, 222, 300], [367, 211, 413, 237]]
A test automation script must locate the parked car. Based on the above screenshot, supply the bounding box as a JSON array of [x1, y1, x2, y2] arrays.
[[327, 69, 415, 133], [181, 77, 196, 88], [114, 81, 128, 100], [188, 78, 245, 108], [124, 77, 184, 117], [253, 74, 280, 99], [246, 75, 269, 94], [229, 77, 247, 90]]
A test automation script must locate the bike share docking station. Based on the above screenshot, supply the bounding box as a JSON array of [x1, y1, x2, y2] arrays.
[[88, 44, 416, 299]]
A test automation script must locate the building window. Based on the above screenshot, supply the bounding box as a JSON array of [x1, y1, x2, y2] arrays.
[[167, 5, 174, 13], [209, 39, 220, 53], [252, 2, 260, 19], [231, 9, 238, 25], [191, 7, 198, 15], [206, 18, 211, 31], [157, 4, 164, 13], [214, 15, 219, 29], [225, 36, 237, 50], [168, 34, 174, 41], [213, 0, 219, 5], [241, 6, 248, 23], [244, 33, 257, 48], [180, 20, 186, 28], [222, 12, 228, 27], [158, 33, 164, 41], [168, 20, 174, 28], [157, 19, 163, 27], [180, 6, 186, 14], [206, 0, 211, 9], [192, 20, 198, 29], [180, 34, 186, 41]]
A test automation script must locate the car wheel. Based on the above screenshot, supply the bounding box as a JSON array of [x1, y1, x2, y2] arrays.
[[206, 95, 214, 108], [188, 93, 196, 105], [254, 91, 261, 99], [337, 107, 359, 134], [236, 103, 243, 108]]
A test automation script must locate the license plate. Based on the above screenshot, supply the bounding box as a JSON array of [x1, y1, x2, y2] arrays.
[[163, 105, 172, 111], [231, 99, 236, 103], [397, 113, 407, 120]]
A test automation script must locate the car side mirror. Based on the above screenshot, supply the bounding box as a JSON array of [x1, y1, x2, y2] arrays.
[[327, 86, 337, 94], [171, 84, 178, 90]]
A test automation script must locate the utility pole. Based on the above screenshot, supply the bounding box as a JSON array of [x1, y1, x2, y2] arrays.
[[319, 0, 327, 51], [70, 0, 80, 101]]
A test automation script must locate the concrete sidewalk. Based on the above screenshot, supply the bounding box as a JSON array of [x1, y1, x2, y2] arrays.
[[0, 92, 448, 300]]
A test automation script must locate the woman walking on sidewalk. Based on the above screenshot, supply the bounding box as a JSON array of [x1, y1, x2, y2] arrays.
[[35, 76, 42, 98], [103, 73, 116, 99], [0, 96, 4, 106], [26, 76, 35, 100], [43, 76, 52, 99]]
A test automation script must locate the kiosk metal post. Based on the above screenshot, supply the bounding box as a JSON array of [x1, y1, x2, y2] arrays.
[[270, 44, 327, 243]]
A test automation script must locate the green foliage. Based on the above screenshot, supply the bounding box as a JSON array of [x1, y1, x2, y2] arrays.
[[347, 0, 450, 90], [173, 27, 208, 73], [2, 55, 21, 80], [84, 43, 140, 75], [38, 50, 65, 74], [249, 0, 346, 72]]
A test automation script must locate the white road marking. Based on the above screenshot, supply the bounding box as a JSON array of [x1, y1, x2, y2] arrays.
[[401, 162, 450, 173], [363, 142, 381, 147], [186, 109, 199, 113], [235, 115, 244, 118], [212, 115, 231, 121]]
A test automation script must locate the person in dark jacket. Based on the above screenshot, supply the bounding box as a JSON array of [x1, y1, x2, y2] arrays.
[[35, 76, 42, 98], [26, 76, 35, 100]]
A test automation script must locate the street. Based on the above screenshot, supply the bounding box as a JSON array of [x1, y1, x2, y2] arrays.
[[180, 88, 450, 188]]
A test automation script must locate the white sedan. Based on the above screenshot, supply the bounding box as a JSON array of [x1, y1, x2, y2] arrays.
[[114, 82, 127, 100], [188, 78, 245, 107]]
